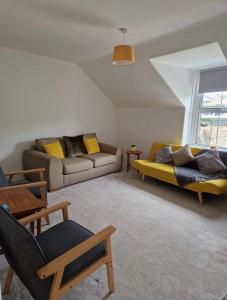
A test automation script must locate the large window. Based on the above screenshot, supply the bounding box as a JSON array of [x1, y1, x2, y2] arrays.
[[196, 91, 227, 147], [191, 67, 227, 147]]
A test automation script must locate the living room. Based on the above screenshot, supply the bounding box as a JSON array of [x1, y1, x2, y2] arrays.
[[1, 1, 227, 300]]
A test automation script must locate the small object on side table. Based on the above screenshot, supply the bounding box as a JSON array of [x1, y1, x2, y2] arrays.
[[126, 149, 142, 172]]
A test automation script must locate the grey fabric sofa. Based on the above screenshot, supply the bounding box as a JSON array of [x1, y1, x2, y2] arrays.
[[23, 137, 123, 191]]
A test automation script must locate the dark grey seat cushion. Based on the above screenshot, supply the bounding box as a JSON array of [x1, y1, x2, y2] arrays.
[[36, 220, 105, 284], [62, 157, 93, 174], [81, 153, 116, 167]]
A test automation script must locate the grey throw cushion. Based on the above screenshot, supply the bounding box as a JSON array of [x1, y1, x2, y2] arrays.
[[172, 144, 194, 166], [195, 150, 227, 174], [155, 146, 172, 163]]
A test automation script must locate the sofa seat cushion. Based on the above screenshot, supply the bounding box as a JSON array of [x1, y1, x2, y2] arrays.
[[36, 220, 105, 285], [81, 153, 116, 167], [62, 157, 93, 175]]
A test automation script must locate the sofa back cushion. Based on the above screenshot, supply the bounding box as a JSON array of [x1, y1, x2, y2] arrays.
[[35, 137, 67, 157]]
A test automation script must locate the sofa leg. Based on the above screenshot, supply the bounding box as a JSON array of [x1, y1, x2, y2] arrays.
[[198, 192, 203, 204], [141, 174, 145, 182]]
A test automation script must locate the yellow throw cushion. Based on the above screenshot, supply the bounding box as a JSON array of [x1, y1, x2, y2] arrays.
[[43, 141, 65, 159], [84, 137, 100, 154]]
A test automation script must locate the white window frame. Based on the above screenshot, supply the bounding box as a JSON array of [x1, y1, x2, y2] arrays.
[[190, 88, 227, 147]]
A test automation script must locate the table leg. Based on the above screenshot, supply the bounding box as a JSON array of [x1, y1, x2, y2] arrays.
[[30, 222, 35, 235], [136, 154, 140, 173], [127, 153, 130, 172], [37, 219, 41, 235]]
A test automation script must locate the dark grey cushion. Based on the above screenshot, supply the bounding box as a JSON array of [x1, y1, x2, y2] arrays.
[[0, 166, 8, 187], [155, 146, 172, 163], [195, 150, 227, 174], [63, 135, 86, 157], [36, 220, 105, 284], [0, 207, 51, 300]]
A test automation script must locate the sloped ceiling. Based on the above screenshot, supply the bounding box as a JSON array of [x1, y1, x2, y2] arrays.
[[1, 0, 227, 107]]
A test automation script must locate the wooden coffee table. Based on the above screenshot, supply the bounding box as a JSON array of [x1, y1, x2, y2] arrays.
[[0, 187, 46, 234]]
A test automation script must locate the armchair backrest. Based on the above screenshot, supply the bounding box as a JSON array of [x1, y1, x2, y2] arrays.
[[0, 207, 51, 300], [0, 166, 8, 187]]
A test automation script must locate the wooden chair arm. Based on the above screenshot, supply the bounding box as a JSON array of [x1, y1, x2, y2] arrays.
[[19, 201, 71, 225], [0, 181, 46, 191], [5, 168, 45, 176], [37, 225, 116, 279], [5, 168, 45, 185]]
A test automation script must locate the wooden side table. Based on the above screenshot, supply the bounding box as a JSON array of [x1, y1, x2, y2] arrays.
[[126, 150, 142, 172], [0, 187, 46, 234]]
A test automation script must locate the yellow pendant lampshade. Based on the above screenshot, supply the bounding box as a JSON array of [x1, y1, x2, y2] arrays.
[[112, 28, 135, 66]]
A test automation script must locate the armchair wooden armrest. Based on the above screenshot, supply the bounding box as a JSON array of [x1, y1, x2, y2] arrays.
[[0, 181, 47, 191], [19, 201, 71, 225], [5, 168, 45, 177], [5, 168, 45, 185], [37, 225, 116, 279]]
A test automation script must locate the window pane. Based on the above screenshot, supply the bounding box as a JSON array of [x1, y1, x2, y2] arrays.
[[202, 92, 222, 108], [197, 112, 219, 145], [216, 113, 227, 147], [221, 91, 227, 108]]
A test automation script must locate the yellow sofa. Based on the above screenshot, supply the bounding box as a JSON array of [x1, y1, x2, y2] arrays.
[[132, 143, 227, 204]]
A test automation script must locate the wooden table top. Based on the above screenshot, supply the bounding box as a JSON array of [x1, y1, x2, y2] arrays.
[[126, 150, 142, 155], [0, 187, 46, 217]]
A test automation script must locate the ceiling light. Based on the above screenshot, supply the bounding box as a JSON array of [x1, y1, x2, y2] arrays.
[[112, 28, 135, 66]]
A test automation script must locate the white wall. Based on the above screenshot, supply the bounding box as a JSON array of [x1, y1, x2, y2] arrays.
[[0, 47, 116, 170], [117, 107, 185, 158]]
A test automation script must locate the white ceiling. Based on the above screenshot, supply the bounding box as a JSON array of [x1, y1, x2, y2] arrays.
[[151, 43, 227, 70], [1, 0, 227, 107]]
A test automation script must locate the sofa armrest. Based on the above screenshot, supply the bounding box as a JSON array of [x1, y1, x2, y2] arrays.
[[23, 150, 63, 191], [99, 142, 123, 171], [99, 142, 118, 155]]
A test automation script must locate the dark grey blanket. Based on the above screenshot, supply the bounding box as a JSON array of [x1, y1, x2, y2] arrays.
[[174, 150, 227, 187]]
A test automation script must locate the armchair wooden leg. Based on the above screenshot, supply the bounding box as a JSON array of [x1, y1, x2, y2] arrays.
[[198, 192, 203, 204], [44, 215, 50, 225], [141, 174, 145, 182], [49, 269, 64, 300], [3, 267, 14, 295], [105, 238, 115, 293]]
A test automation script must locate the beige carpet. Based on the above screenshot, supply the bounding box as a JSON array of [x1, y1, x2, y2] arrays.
[[1, 171, 227, 300]]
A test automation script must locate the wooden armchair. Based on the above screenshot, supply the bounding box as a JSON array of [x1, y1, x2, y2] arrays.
[[1, 201, 116, 300]]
